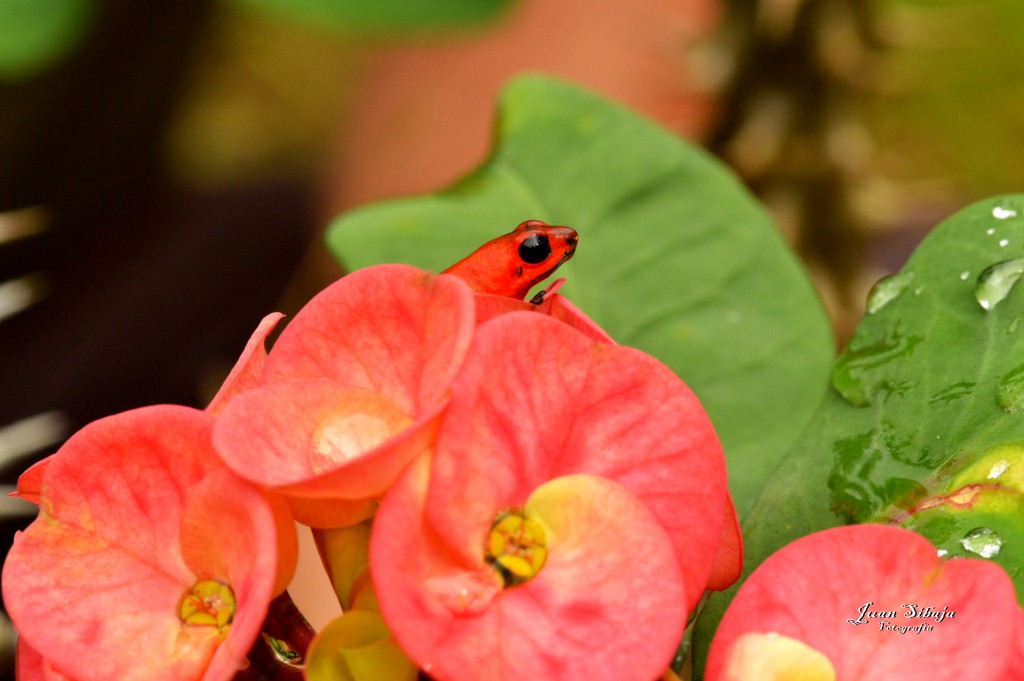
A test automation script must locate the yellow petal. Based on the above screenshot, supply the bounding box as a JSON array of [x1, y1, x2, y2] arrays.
[[724, 632, 836, 681]]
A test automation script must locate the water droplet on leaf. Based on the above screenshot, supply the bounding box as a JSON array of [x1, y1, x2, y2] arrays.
[[929, 381, 974, 406], [866, 272, 914, 314], [975, 259, 1024, 310], [960, 271, 970, 281], [997, 363, 1024, 412], [1000, 239, 1010, 248], [829, 423, 929, 520], [993, 205, 1018, 220], [987, 459, 1010, 479], [960, 527, 1003, 558], [831, 325, 922, 407]]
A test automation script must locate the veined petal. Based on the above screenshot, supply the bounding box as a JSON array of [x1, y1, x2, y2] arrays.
[[214, 378, 438, 503], [13, 455, 50, 505], [472, 288, 614, 344], [372, 459, 686, 681], [422, 312, 729, 609], [211, 265, 474, 512], [532, 291, 615, 343], [206, 312, 284, 415], [707, 496, 743, 591], [706, 524, 1023, 681], [261, 264, 475, 415], [16, 638, 73, 681], [179, 467, 296, 679], [2, 406, 284, 681], [287, 495, 377, 530]]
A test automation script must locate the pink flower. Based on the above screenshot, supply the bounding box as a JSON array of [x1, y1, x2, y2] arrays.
[[705, 524, 1024, 681], [212, 264, 476, 527], [2, 405, 296, 681], [370, 312, 736, 680]]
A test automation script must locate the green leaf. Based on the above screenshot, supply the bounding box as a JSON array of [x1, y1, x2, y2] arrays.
[[226, 0, 513, 33], [326, 75, 833, 518], [0, 0, 97, 81], [694, 195, 1024, 676]]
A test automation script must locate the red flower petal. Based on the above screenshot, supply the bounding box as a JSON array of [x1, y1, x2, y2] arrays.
[[286, 494, 377, 529], [473, 289, 614, 344], [421, 312, 729, 609], [706, 496, 743, 591], [179, 467, 296, 679], [214, 378, 439, 501], [372, 456, 686, 681], [211, 265, 474, 512], [12, 455, 50, 505], [2, 406, 287, 681], [261, 265, 475, 414], [532, 291, 615, 343], [206, 312, 284, 415], [706, 524, 1024, 681], [16, 638, 70, 681]]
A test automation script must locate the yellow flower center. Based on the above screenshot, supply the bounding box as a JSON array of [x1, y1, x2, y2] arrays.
[[179, 579, 236, 631], [485, 511, 547, 586]]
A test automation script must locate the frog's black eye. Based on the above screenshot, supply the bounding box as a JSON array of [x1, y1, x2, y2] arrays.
[[518, 234, 551, 264]]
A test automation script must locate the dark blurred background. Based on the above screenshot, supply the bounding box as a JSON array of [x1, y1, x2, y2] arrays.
[[2, 0, 1022, 675]]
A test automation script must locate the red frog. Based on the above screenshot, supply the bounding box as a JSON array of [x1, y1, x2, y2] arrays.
[[442, 220, 578, 300]]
